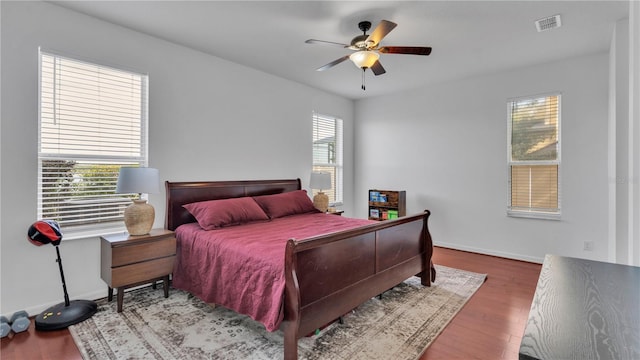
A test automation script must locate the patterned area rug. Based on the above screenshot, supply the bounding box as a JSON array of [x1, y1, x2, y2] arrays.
[[70, 265, 486, 360]]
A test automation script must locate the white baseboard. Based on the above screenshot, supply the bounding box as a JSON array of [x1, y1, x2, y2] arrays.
[[7, 289, 106, 319], [434, 241, 544, 264], [8, 280, 173, 319], [7, 247, 535, 319]]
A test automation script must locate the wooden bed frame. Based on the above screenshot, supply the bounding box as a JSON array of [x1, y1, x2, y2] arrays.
[[165, 178, 435, 359]]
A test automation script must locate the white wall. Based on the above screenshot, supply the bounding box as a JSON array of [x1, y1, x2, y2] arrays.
[[631, 0, 640, 266], [0, 1, 354, 316], [2, 0, 635, 317], [355, 53, 610, 263]]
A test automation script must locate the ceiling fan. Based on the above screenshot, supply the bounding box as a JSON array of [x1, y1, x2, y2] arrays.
[[305, 20, 432, 90]]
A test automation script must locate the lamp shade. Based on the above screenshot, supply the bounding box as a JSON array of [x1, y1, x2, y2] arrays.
[[116, 167, 159, 235], [349, 50, 380, 69], [116, 167, 160, 195], [310, 172, 332, 191], [310, 172, 331, 212]]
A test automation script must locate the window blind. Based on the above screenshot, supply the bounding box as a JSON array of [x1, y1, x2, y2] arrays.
[[38, 50, 148, 230], [312, 113, 343, 205], [508, 94, 560, 217]]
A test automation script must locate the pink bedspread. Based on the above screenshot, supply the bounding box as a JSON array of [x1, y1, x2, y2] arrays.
[[172, 213, 374, 331]]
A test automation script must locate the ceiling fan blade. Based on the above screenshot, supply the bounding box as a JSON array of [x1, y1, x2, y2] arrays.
[[305, 39, 349, 48], [316, 55, 350, 71], [370, 60, 386, 76], [366, 20, 397, 47], [379, 46, 432, 55]]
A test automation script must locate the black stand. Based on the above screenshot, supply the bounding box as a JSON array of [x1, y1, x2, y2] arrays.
[[35, 246, 97, 331]]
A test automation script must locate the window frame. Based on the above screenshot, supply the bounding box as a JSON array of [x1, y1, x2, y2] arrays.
[[507, 92, 561, 220], [312, 112, 343, 207], [37, 49, 149, 239]]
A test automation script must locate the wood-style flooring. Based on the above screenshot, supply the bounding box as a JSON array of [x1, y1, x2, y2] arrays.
[[422, 247, 541, 359], [0, 246, 541, 360]]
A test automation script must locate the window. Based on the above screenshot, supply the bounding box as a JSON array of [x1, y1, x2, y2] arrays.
[[312, 112, 343, 206], [507, 93, 560, 219], [38, 50, 149, 235]]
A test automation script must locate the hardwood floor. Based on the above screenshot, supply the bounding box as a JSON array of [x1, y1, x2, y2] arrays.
[[422, 247, 541, 360], [0, 246, 541, 360]]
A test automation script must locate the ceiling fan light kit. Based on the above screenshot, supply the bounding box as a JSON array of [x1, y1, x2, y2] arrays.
[[349, 50, 379, 69], [305, 19, 432, 90]]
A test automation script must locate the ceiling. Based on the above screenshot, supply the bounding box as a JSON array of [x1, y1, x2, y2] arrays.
[[49, 1, 629, 100]]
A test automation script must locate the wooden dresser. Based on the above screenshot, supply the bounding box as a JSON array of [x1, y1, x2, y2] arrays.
[[100, 229, 176, 312], [519, 254, 640, 359]]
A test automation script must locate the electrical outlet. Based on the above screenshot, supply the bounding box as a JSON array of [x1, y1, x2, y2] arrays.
[[583, 241, 594, 251]]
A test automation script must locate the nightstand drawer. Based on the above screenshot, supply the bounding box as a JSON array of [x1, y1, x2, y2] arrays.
[[100, 229, 176, 312], [110, 256, 175, 288], [111, 236, 176, 267]]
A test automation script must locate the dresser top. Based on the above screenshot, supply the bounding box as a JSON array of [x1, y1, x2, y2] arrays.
[[519, 254, 640, 360]]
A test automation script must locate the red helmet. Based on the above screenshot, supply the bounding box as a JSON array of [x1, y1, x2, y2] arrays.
[[28, 220, 63, 246]]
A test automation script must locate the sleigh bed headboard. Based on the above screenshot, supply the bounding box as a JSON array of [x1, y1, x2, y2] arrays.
[[164, 178, 302, 231]]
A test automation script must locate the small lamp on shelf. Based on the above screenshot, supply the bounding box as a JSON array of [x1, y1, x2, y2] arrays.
[[310, 171, 332, 212], [116, 167, 160, 236]]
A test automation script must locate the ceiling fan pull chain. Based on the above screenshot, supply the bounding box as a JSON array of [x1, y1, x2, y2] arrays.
[[361, 68, 366, 90]]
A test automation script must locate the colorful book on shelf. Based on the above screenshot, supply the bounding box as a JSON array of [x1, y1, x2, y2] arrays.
[[387, 210, 398, 219], [369, 191, 380, 202], [369, 209, 379, 218], [378, 194, 387, 203]]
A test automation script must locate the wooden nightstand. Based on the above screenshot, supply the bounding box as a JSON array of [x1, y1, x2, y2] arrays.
[[100, 229, 176, 312]]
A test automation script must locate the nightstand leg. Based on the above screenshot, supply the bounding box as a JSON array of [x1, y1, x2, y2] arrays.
[[163, 275, 170, 298], [108, 287, 113, 302], [117, 287, 124, 313]]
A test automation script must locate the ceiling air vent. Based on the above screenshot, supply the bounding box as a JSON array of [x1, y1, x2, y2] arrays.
[[535, 14, 562, 32]]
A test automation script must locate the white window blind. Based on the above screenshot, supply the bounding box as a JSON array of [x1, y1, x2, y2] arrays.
[[312, 112, 343, 205], [38, 50, 149, 232], [507, 93, 561, 219]]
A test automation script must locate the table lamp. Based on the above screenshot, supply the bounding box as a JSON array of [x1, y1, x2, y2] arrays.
[[310, 171, 332, 212], [116, 167, 160, 235]]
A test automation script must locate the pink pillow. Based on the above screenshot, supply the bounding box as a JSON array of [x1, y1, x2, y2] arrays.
[[253, 190, 319, 219], [183, 197, 270, 230]]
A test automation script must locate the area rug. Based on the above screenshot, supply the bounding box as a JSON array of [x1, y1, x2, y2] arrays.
[[69, 265, 486, 360]]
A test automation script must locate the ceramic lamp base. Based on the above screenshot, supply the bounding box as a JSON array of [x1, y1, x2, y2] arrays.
[[124, 199, 154, 235], [313, 192, 329, 213]]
